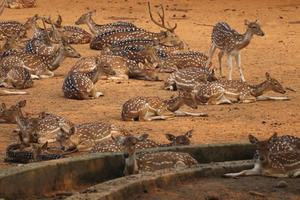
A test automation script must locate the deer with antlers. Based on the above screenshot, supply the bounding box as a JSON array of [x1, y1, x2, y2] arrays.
[[205, 20, 265, 81], [225, 133, 300, 178]]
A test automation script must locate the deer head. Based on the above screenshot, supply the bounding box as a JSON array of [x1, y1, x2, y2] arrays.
[[32, 142, 48, 161], [248, 133, 278, 166], [75, 10, 96, 25], [62, 41, 81, 58], [264, 72, 286, 94], [244, 19, 265, 36], [147, 2, 184, 47], [113, 133, 149, 175], [165, 130, 193, 146]]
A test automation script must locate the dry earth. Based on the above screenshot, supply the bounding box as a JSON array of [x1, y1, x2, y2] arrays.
[[0, 0, 299, 169]]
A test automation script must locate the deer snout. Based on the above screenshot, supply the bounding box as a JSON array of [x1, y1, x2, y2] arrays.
[[124, 153, 129, 158]]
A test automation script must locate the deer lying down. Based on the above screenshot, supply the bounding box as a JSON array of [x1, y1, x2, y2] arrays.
[[113, 134, 198, 175], [224, 133, 300, 178], [121, 93, 207, 121], [192, 72, 289, 105]]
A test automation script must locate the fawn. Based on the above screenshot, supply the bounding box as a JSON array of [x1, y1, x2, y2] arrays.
[[121, 93, 207, 121], [90, 130, 193, 153], [191, 72, 288, 105], [205, 20, 265, 81], [225, 133, 300, 178], [113, 134, 198, 175]]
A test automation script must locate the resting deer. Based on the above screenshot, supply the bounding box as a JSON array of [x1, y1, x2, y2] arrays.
[[45, 15, 92, 44], [5, 142, 62, 163], [225, 133, 300, 178], [205, 20, 265, 81], [121, 93, 207, 121], [91, 130, 193, 153], [58, 121, 123, 152], [75, 9, 137, 35], [191, 72, 289, 105], [63, 59, 115, 100], [164, 67, 217, 91], [113, 134, 198, 175], [7, 100, 74, 144]]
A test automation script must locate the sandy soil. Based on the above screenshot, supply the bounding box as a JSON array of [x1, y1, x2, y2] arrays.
[[133, 177, 300, 200], [0, 0, 299, 169]]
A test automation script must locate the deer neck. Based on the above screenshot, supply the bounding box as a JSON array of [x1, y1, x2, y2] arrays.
[[47, 44, 65, 71], [125, 152, 138, 175], [235, 29, 254, 50], [85, 17, 98, 35], [165, 96, 183, 112], [249, 81, 271, 97]]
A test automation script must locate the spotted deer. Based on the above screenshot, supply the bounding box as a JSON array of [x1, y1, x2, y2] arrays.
[[0, 13, 37, 39], [63, 59, 115, 100], [75, 10, 137, 35], [89, 3, 185, 50], [5, 0, 36, 9], [121, 93, 207, 121], [205, 20, 265, 81], [0, 65, 33, 89], [225, 133, 300, 178], [91, 130, 193, 153], [5, 142, 62, 163], [57, 121, 123, 152], [5, 100, 74, 144], [191, 72, 288, 105], [44, 15, 92, 44], [164, 67, 217, 91], [113, 134, 198, 175]]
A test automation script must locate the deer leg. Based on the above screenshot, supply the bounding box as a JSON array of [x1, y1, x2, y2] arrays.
[[218, 51, 224, 77], [235, 52, 245, 82], [30, 74, 40, 80], [173, 110, 208, 117], [256, 96, 290, 101], [227, 55, 233, 80], [292, 169, 300, 177], [224, 163, 262, 177], [205, 44, 217, 68]]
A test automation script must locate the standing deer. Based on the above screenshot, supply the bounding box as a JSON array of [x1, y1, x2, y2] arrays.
[[75, 10, 137, 35], [90, 130, 193, 153], [224, 133, 300, 178], [121, 93, 207, 121], [205, 20, 265, 81], [191, 72, 288, 105], [113, 134, 198, 175]]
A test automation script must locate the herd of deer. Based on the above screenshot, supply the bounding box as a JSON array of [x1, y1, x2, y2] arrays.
[[0, 1, 299, 179]]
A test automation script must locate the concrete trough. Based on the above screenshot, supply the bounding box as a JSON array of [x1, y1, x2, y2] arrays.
[[0, 143, 255, 199]]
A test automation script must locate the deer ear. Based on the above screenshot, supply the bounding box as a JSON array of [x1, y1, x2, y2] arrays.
[[185, 130, 193, 138], [165, 133, 176, 141], [17, 100, 26, 108], [41, 142, 48, 150], [113, 135, 125, 145], [265, 72, 271, 80], [1, 103, 6, 110], [248, 134, 259, 144], [268, 132, 278, 143], [244, 19, 250, 26], [138, 133, 149, 141]]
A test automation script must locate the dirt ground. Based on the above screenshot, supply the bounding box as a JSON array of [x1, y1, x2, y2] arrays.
[[133, 177, 300, 200], [0, 0, 300, 169]]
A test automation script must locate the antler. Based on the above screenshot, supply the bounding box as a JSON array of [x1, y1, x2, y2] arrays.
[[147, 2, 177, 32]]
